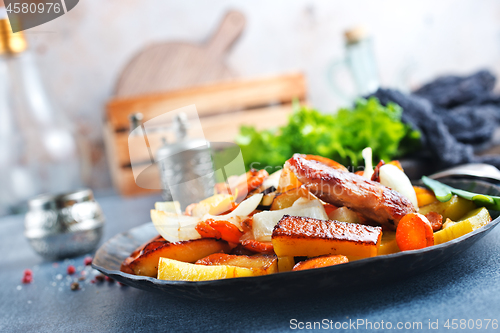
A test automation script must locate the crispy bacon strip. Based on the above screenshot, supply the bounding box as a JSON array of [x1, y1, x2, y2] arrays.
[[285, 154, 416, 228], [425, 212, 443, 231]]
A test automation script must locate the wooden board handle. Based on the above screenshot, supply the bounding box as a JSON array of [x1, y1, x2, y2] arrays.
[[206, 10, 246, 57]]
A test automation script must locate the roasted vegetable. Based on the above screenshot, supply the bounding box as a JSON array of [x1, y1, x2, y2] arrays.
[[121, 238, 231, 277], [157, 257, 255, 281], [253, 198, 328, 242], [418, 195, 476, 221], [151, 210, 201, 243], [422, 176, 500, 210], [276, 165, 302, 193], [292, 254, 349, 271], [195, 253, 277, 275], [434, 219, 473, 245], [195, 219, 244, 243], [327, 206, 360, 223], [434, 207, 493, 245], [190, 194, 236, 217], [395, 213, 434, 251], [377, 231, 400, 255], [239, 239, 274, 254], [459, 207, 492, 230], [413, 186, 438, 207], [270, 186, 316, 210], [271, 215, 382, 258], [277, 256, 295, 272]]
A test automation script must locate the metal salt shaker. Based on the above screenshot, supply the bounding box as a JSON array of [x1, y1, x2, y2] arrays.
[[156, 114, 215, 208], [24, 189, 105, 259]]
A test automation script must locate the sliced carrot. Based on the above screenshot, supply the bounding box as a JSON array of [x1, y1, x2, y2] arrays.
[[396, 213, 434, 251], [240, 239, 274, 254], [196, 219, 244, 243], [292, 254, 349, 271], [195, 221, 221, 239]]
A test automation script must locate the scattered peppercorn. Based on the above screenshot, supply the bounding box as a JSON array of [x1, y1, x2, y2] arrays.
[[78, 276, 85, 281], [90, 280, 96, 284], [83, 256, 93, 266], [105, 276, 114, 283], [22, 269, 33, 284], [95, 274, 105, 282], [67, 265, 76, 275], [70, 282, 80, 291]]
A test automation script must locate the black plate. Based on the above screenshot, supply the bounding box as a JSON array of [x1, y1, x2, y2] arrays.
[[92, 179, 500, 300]]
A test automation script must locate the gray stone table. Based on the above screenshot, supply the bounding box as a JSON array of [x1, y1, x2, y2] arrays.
[[1, 193, 500, 332]]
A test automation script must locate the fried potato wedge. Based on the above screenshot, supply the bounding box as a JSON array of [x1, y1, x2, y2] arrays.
[[292, 254, 349, 271], [121, 238, 231, 277], [196, 253, 278, 275], [158, 258, 255, 281], [418, 195, 476, 221], [271, 215, 382, 258]]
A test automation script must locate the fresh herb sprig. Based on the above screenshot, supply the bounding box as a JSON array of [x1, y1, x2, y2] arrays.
[[422, 176, 500, 210]]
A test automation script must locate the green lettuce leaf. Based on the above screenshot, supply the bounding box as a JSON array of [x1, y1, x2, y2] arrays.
[[235, 97, 421, 170]]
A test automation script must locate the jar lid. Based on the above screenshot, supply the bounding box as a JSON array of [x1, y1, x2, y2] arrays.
[[344, 26, 368, 44], [28, 194, 58, 211], [27, 189, 94, 210], [57, 189, 94, 207]]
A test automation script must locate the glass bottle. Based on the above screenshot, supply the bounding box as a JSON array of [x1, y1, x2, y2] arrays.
[[0, 11, 82, 214], [328, 26, 380, 104]]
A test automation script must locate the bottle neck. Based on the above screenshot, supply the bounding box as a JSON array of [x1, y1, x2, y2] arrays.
[[0, 17, 27, 55]]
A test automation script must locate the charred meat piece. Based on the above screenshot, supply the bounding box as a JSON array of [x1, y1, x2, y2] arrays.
[[285, 154, 416, 228]]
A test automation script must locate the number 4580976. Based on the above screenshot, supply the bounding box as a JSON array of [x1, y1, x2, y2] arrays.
[[443, 319, 498, 330], [6, 2, 61, 14]]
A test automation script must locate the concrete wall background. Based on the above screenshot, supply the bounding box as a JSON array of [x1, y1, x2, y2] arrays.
[[24, 0, 500, 188]]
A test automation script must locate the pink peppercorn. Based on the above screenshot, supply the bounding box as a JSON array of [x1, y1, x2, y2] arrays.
[[22, 269, 33, 284], [83, 256, 93, 266], [67, 265, 76, 275]]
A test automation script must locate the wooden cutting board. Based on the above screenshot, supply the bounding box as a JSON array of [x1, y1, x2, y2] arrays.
[[114, 10, 246, 98]]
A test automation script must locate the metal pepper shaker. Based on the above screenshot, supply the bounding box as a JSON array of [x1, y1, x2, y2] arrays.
[[156, 114, 215, 208]]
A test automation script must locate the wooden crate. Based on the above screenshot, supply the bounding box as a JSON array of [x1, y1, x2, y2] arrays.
[[104, 73, 307, 196]]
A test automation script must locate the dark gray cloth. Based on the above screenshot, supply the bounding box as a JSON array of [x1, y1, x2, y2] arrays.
[[370, 70, 500, 169]]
